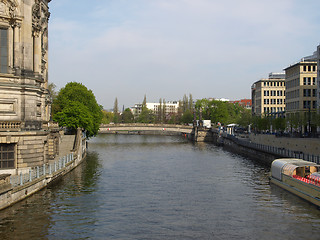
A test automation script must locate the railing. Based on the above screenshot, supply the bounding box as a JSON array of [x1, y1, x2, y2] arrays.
[[10, 153, 74, 187], [100, 123, 193, 128], [222, 133, 320, 164], [0, 121, 21, 130]]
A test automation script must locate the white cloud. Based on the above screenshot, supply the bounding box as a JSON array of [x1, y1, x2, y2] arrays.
[[49, 0, 320, 108]]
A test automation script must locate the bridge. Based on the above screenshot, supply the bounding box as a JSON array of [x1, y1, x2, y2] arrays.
[[99, 123, 193, 135]]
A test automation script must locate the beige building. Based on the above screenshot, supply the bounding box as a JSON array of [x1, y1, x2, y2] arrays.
[[284, 56, 317, 127], [251, 72, 286, 117], [317, 45, 320, 111], [0, 0, 59, 175]]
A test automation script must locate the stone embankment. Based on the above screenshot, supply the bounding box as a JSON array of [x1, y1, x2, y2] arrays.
[[0, 129, 86, 211], [211, 129, 320, 166]]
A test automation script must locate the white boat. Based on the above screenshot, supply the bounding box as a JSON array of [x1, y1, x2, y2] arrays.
[[270, 158, 320, 207]]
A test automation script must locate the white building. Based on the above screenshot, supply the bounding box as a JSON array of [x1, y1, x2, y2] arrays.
[[132, 101, 180, 117]]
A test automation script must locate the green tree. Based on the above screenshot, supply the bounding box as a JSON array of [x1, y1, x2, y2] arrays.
[[48, 82, 57, 100], [53, 82, 102, 137], [237, 108, 252, 129], [142, 94, 147, 107], [157, 98, 162, 123], [162, 99, 166, 123], [113, 97, 119, 123], [273, 117, 286, 131], [122, 108, 134, 123], [188, 94, 193, 111], [181, 109, 193, 124], [101, 110, 114, 124], [137, 108, 155, 123]]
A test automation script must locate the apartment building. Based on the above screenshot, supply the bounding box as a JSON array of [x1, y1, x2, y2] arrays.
[[251, 73, 286, 117], [317, 45, 320, 111], [132, 101, 180, 117], [284, 56, 317, 119], [230, 99, 252, 110]]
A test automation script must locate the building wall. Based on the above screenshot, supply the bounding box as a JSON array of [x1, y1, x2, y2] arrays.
[[285, 61, 317, 116], [0, 0, 51, 125], [251, 76, 286, 117], [317, 45, 320, 111], [0, 1, 58, 173]]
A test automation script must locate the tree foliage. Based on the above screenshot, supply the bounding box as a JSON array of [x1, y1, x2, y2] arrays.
[[181, 109, 193, 124], [101, 110, 114, 124], [122, 108, 134, 123], [53, 82, 102, 137], [194, 99, 245, 125]]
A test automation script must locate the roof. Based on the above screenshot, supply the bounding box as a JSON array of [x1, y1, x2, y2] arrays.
[[271, 158, 320, 180]]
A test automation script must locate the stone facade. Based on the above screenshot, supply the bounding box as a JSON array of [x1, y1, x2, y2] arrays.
[[0, 0, 51, 124], [284, 57, 317, 116], [0, 0, 60, 175], [251, 72, 286, 117]]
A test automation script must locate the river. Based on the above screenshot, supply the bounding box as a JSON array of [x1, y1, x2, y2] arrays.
[[0, 134, 320, 239]]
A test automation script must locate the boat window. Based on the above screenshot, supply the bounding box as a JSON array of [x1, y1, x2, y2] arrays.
[[282, 164, 298, 176], [295, 167, 304, 177]]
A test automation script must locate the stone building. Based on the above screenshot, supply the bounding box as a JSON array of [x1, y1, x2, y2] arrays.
[[0, 0, 58, 175], [284, 55, 317, 132], [251, 72, 286, 117]]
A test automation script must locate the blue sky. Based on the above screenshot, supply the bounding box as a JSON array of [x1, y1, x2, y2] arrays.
[[49, 0, 320, 109]]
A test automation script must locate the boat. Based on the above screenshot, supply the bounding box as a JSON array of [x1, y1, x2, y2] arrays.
[[270, 158, 320, 207]]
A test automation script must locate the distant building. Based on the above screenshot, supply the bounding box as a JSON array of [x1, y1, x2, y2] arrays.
[[251, 72, 286, 117], [317, 45, 320, 111], [215, 98, 230, 102], [284, 55, 317, 123], [132, 101, 180, 118], [230, 99, 252, 109]]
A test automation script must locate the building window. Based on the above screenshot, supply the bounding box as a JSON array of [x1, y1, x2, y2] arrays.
[[0, 28, 8, 74], [303, 66, 307, 71], [303, 101, 311, 109], [303, 89, 311, 97], [0, 144, 15, 169]]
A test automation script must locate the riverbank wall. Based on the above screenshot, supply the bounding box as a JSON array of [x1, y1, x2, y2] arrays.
[[211, 129, 320, 166], [0, 129, 87, 211]]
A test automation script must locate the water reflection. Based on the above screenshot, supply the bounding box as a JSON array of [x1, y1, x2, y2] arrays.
[[0, 134, 320, 239]]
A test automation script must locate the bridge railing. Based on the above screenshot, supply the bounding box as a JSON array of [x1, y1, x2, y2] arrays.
[[100, 123, 193, 128]]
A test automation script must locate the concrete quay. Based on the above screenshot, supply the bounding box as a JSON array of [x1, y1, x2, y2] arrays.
[[190, 126, 320, 165]]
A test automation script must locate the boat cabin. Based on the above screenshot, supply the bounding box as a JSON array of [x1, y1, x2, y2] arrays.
[[271, 159, 320, 181]]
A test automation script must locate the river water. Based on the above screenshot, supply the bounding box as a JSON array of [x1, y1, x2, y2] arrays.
[[0, 134, 320, 239]]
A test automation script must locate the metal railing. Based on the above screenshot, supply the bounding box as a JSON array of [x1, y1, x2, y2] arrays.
[[223, 133, 320, 164], [10, 153, 74, 187]]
